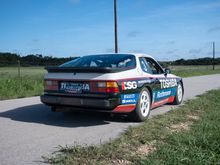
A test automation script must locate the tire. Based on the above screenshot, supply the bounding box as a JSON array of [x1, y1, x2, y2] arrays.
[[129, 88, 151, 122], [51, 106, 56, 112], [173, 83, 183, 105]]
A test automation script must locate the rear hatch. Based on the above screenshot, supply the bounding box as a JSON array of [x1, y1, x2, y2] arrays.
[[44, 69, 121, 97]]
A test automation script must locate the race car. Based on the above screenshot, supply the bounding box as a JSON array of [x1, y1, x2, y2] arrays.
[[40, 53, 184, 122]]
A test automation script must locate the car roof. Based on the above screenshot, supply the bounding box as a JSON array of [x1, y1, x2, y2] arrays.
[[79, 53, 154, 59], [131, 53, 154, 58]]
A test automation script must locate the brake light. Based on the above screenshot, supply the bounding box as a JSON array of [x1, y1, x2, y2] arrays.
[[45, 80, 58, 91], [91, 81, 119, 93]]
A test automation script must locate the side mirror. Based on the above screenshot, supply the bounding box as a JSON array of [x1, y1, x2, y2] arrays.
[[164, 68, 171, 76]]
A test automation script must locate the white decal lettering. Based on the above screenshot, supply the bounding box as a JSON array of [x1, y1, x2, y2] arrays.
[[157, 91, 171, 98], [123, 81, 137, 90], [159, 79, 177, 89]]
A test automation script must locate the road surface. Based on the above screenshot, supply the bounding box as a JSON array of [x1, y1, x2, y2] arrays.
[[0, 74, 220, 165]]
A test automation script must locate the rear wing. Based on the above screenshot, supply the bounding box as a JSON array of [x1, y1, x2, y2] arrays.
[[46, 67, 135, 73]]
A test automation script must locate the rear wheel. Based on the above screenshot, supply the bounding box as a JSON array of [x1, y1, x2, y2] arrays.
[[129, 88, 151, 122], [173, 83, 183, 105]]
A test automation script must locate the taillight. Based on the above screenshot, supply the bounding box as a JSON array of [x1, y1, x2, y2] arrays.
[[106, 82, 119, 93], [91, 81, 119, 93], [45, 80, 58, 91]]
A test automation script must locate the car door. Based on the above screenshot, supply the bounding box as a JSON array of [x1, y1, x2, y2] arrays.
[[139, 57, 174, 107]]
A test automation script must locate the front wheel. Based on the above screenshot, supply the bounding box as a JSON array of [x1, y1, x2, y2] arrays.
[[173, 83, 183, 105], [129, 88, 151, 122]]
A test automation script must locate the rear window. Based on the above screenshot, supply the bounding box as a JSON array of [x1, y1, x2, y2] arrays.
[[60, 54, 136, 68]]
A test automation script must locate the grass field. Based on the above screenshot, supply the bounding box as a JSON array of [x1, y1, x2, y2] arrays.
[[171, 65, 220, 77], [0, 67, 46, 79], [0, 67, 45, 100], [44, 89, 220, 165], [0, 65, 220, 100]]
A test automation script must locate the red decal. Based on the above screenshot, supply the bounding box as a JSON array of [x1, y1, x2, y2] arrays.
[[168, 96, 175, 103], [122, 82, 125, 90], [151, 96, 175, 109], [113, 104, 136, 113]]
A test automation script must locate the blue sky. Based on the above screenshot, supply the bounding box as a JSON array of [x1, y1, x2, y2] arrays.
[[0, 0, 220, 60]]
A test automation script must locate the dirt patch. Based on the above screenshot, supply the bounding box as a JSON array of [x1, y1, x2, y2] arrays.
[[188, 114, 200, 120], [136, 140, 157, 156], [111, 159, 130, 165], [167, 122, 193, 133]]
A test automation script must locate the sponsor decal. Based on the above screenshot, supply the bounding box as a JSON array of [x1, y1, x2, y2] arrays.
[[153, 88, 176, 102], [60, 82, 90, 93], [121, 93, 139, 104], [122, 81, 137, 90], [159, 79, 177, 89], [137, 79, 151, 84], [157, 90, 171, 98], [82, 84, 90, 91]]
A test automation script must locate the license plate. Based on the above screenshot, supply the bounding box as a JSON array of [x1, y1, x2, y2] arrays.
[[60, 82, 82, 94]]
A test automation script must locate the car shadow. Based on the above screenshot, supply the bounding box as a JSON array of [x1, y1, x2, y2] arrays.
[[0, 104, 130, 127]]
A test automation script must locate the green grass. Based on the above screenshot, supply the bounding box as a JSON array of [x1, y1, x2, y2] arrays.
[[0, 67, 45, 79], [0, 77, 44, 100], [171, 65, 220, 77], [0, 65, 220, 100], [44, 90, 220, 165], [0, 67, 45, 100]]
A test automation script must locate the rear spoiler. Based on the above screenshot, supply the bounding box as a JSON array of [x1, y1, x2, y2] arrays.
[[45, 67, 134, 73]]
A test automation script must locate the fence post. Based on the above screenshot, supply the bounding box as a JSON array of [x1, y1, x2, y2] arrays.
[[213, 42, 215, 70], [18, 60, 21, 78]]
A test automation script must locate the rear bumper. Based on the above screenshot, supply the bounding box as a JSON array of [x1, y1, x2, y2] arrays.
[[40, 94, 120, 110]]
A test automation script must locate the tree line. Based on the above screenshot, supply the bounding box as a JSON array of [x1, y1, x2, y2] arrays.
[[172, 57, 220, 65], [0, 52, 219, 67], [0, 52, 77, 67]]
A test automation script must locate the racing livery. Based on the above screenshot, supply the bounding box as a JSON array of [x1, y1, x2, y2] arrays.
[[41, 53, 184, 121]]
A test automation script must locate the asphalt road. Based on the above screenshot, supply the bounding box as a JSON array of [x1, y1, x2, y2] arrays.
[[0, 74, 220, 165]]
